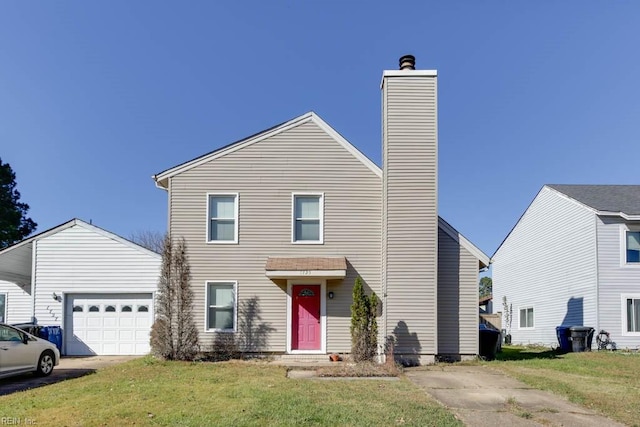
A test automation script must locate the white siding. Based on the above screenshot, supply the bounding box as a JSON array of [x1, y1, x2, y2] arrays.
[[596, 216, 640, 349], [382, 73, 438, 362], [493, 187, 598, 346], [169, 120, 382, 353], [0, 280, 32, 323], [33, 225, 161, 328]]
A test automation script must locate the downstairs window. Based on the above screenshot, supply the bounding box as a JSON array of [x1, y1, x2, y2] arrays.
[[519, 307, 534, 329], [206, 282, 236, 331], [626, 298, 640, 333]]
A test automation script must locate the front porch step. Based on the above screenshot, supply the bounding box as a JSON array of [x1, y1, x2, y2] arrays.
[[272, 353, 347, 367]]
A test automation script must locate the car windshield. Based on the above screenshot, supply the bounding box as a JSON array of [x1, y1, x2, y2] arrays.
[[0, 325, 23, 342]]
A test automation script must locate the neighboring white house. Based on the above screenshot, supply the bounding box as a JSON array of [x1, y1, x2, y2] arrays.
[[0, 219, 161, 356], [493, 184, 640, 350]]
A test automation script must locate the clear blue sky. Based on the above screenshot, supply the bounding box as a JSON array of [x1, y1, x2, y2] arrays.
[[2, 2, 639, 261]]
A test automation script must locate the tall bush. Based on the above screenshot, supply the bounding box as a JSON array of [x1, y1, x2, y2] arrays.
[[151, 236, 199, 360], [350, 276, 378, 362]]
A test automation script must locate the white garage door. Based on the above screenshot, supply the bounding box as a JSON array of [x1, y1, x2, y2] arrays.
[[64, 293, 153, 356]]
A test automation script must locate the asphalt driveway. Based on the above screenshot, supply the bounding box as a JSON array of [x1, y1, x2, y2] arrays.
[[0, 356, 137, 396], [405, 365, 624, 427]]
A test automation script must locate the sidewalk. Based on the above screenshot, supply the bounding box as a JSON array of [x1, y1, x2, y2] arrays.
[[405, 365, 625, 427]]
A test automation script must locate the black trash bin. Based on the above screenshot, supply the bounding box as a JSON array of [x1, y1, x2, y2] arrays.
[[479, 324, 500, 360], [569, 326, 595, 352], [11, 323, 42, 337]]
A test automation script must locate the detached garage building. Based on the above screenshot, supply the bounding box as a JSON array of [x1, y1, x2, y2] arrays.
[[0, 219, 161, 356]]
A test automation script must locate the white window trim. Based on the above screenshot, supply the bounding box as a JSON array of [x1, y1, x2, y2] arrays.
[[206, 193, 239, 244], [621, 294, 640, 336], [619, 225, 640, 267], [204, 281, 238, 333], [0, 293, 6, 323], [286, 279, 327, 354], [518, 306, 535, 330], [291, 192, 324, 244]]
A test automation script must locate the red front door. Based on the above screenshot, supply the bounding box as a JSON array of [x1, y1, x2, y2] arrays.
[[292, 285, 321, 350]]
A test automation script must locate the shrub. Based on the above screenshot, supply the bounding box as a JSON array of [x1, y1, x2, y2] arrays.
[[350, 276, 378, 362]]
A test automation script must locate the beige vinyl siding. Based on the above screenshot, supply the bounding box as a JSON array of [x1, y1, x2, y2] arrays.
[[382, 74, 438, 359], [437, 228, 479, 357], [0, 280, 31, 323], [33, 225, 161, 327], [380, 90, 389, 354], [169, 120, 381, 353], [596, 216, 640, 349], [492, 187, 598, 346]]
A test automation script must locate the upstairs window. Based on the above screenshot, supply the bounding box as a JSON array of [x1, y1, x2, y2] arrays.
[[207, 194, 238, 243], [519, 307, 534, 329], [293, 194, 323, 243], [626, 231, 640, 263]]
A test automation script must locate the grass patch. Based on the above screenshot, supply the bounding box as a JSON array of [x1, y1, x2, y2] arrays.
[[316, 361, 401, 377], [479, 346, 640, 426], [0, 357, 460, 426], [503, 396, 534, 421]]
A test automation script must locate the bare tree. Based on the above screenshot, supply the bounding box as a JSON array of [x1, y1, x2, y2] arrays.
[[150, 235, 199, 360], [130, 230, 165, 253]]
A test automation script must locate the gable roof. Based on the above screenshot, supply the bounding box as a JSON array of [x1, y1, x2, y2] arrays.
[[438, 217, 490, 268], [152, 111, 382, 189], [0, 218, 160, 286], [547, 184, 640, 217], [0, 218, 161, 260], [493, 184, 640, 260]]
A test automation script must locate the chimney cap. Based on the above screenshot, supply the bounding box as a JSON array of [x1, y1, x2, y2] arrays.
[[399, 55, 416, 70]]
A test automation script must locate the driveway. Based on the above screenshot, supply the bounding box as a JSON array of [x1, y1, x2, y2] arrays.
[[405, 365, 625, 427], [0, 356, 138, 396]]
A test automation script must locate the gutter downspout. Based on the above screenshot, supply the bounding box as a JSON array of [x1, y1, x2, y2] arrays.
[[31, 240, 37, 324], [594, 214, 600, 338]]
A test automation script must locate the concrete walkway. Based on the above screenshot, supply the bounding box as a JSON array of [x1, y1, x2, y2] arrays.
[[405, 365, 625, 427]]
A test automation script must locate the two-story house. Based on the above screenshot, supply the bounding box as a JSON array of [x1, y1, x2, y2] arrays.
[[493, 184, 640, 350], [153, 56, 489, 363]]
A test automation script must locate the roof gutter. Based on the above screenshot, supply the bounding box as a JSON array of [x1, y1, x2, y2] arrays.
[[596, 211, 640, 221], [152, 175, 169, 190]]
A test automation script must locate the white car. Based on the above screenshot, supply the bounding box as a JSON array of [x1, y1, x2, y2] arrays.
[[0, 323, 60, 379]]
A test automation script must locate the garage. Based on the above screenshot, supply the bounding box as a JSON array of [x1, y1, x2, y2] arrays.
[[64, 293, 154, 356], [0, 220, 161, 356]]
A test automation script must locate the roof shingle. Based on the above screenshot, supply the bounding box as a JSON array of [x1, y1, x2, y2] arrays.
[[265, 257, 347, 271], [547, 184, 640, 215]]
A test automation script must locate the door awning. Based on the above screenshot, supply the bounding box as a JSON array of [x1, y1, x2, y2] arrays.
[[265, 257, 347, 279]]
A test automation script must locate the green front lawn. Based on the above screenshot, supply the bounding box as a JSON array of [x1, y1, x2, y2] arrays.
[[484, 346, 640, 426], [1, 357, 460, 427]]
